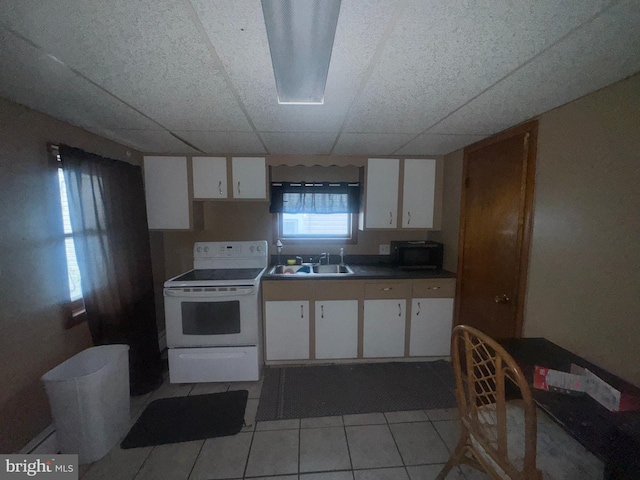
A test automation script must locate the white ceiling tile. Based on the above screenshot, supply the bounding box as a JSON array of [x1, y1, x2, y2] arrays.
[[394, 134, 487, 156], [333, 133, 415, 156], [86, 128, 200, 155], [261, 132, 337, 155], [192, 0, 400, 132], [430, 0, 640, 135], [175, 131, 266, 155], [343, 0, 613, 134], [0, 27, 158, 131], [0, 0, 252, 131]]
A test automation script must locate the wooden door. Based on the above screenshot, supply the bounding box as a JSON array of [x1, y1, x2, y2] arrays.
[[455, 121, 537, 339]]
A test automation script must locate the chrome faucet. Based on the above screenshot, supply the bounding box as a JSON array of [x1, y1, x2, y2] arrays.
[[340, 247, 344, 265], [309, 253, 329, 265]]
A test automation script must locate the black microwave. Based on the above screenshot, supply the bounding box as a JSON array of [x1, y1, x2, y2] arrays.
[[390, 240, 443, 270]]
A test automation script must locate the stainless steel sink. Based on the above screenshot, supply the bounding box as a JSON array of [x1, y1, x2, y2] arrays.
[[268, 264, 354, 277], [312, 264, 353, 275]]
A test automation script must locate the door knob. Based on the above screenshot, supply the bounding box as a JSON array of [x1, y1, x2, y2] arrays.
[[494, 294, 510, 304]]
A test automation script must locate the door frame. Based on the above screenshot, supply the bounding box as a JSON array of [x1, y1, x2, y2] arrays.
[[454, 120, 538, 337]]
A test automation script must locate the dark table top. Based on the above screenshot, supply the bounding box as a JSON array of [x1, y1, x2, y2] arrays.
[[501, 338, 640, 479]]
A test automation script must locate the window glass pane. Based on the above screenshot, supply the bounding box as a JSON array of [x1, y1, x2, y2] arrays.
[[282, 213, 350, 237], [58, 167, 83, 301], [58, 168, 73, 234]]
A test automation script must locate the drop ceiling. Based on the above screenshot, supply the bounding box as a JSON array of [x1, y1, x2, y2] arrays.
[[0, 0, 639, 156]]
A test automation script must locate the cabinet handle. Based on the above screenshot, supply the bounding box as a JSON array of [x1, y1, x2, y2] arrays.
[[218, 181, 223, 195], [382, 287, 393, 291], [389, 211, 393, 225], [398, 303, 402, 317], [321, 305, 324, 319], [237, 181, 241, 195], [407, 211, 411, 225], [428, 286, 440, 290], [301, 304, 304, 318], [416, 302, 421, 316]]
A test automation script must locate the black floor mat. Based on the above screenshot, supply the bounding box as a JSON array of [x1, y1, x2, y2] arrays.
[[256, 361, 456, 422], [121, 390, 248, 448]]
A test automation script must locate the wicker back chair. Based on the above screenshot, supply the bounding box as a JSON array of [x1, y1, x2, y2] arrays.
[[436, 325, 542, 480]]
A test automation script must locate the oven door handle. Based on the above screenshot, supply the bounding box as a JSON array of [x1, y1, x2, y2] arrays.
[[164, 288, 255, 298]]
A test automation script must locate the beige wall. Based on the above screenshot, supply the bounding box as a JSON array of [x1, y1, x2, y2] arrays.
[[437, 73, 640, 386], [0, 98, 142, 452], [428, 149, 463, 272], [524, 73, 640, 386]]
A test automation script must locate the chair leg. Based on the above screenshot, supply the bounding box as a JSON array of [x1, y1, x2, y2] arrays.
[[435, 434, 469, 480], [434, 456, 458, 480]]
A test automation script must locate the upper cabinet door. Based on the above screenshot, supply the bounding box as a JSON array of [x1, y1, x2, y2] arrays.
[[365, 158, 399, 228], [143, 156, 190, 230], [192, 157, 227, 199], [232, 157, 266, 199], [402, 159, 436, 228]]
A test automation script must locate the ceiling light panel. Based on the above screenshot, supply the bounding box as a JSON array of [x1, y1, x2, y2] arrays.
[[262, 0, 341, 104], [193, 1, 398, 134]]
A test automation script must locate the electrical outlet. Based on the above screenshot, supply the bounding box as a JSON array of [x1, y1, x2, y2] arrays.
[[379, 244, 390, 255]]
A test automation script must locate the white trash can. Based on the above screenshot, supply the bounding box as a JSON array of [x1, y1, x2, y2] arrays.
[[42, 344, 130, 464]]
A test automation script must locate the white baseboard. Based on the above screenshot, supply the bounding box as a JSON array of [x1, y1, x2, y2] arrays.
[[20, 425, 58, 455], [158, 329, 167, 352]]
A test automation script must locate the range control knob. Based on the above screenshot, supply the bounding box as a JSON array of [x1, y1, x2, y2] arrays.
[[256, 245, 262, 252], [250, 246, 255, 252], [204, 246, 209, 253], [196, 246, 201, 252]]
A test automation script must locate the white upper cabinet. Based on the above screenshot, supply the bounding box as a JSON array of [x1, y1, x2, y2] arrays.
[[143, 156, 190, 230], [364, 158, 400, 228], [232, 157, 266, 199], [192, 156, 227, 199], [362, 158, 440, 230], [191, 157, 267, 200], [402, 159, 436, 229]]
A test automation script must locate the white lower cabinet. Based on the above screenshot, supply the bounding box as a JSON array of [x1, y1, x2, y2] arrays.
[[315, 300, 358, 359], [409, 298, 454, 356], [264, 301, 309, 361], [363, 299, 406, 358]]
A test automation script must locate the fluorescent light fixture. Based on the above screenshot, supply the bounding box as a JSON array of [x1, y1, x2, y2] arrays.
[[262, 0, 341, 105]]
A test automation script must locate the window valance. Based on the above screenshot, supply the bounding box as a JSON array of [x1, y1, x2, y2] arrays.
[[269, 182, 360, 214]]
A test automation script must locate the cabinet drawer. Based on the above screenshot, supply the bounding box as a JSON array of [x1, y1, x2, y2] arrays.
[[412, 279, 456, 298], [262, 281, 314, 300], [364, 282, 411, 299], [314, 280, 364, 300]]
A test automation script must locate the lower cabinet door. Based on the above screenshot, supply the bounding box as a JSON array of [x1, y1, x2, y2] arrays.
[[315, 300, 358, 359], [265, 301, 310, 360], [409, 298, 454, 356], [363, 299, 406, 357]]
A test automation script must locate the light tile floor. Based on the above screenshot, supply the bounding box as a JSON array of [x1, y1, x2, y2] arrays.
[[80, 373, 483, 480]]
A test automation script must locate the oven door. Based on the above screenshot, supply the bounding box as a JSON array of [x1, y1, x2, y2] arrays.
[[164, 286, 259, 347]]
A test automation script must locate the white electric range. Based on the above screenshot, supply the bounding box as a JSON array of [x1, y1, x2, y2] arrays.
[[163, 240, 268, 383]]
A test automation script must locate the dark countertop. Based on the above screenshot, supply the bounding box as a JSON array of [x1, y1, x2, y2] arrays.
[[261, 263, 456, 281]]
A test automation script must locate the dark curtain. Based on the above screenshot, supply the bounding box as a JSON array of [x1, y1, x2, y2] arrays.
[[270, 182, 360, 213], [59, 145, 163, 395]]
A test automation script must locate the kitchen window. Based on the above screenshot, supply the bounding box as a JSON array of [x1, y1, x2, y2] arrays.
[[52, 147, 86, 326], [270, 182, 360, 241]]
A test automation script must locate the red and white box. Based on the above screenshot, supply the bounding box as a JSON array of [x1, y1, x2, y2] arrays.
[[534, 364, 640, 412]]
